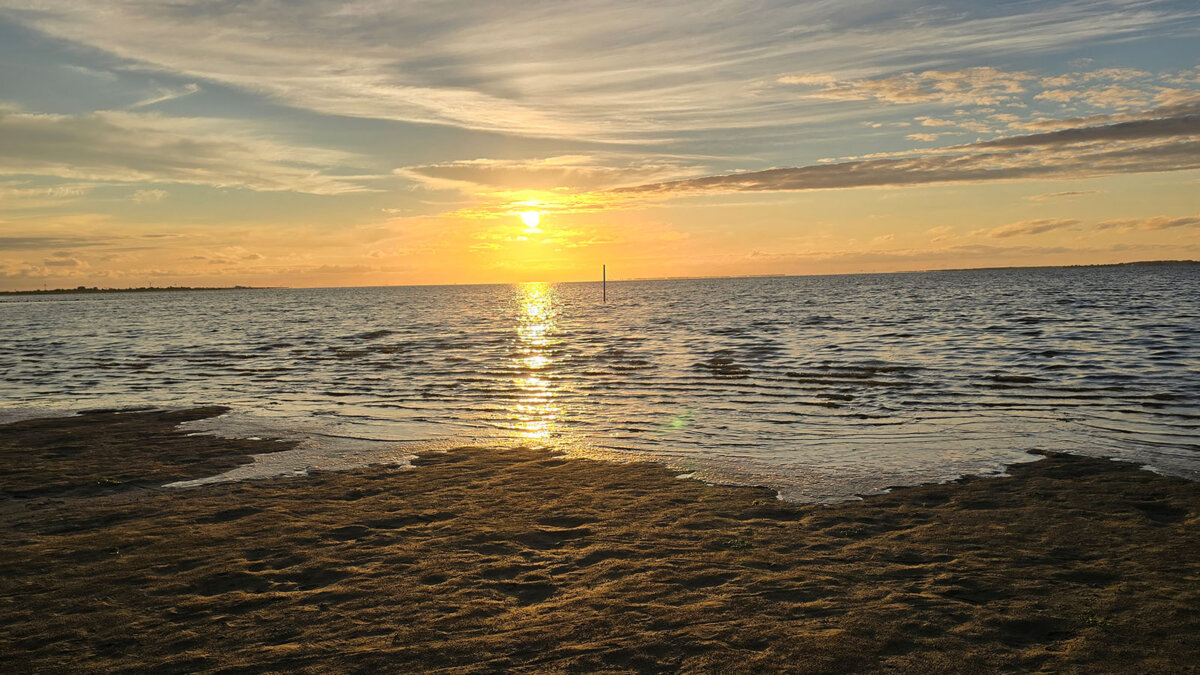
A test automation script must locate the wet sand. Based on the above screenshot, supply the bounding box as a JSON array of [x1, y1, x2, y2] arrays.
[[1, 409, 1197, 673]]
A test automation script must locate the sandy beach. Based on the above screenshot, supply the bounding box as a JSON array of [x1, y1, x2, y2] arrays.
[[1, 407, 1197, 673]]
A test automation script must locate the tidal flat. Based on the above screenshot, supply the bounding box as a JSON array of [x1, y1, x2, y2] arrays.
[[1, 408, 1197, 673]]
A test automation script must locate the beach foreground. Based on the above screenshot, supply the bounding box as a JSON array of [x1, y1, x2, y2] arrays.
[[1, 409, 1197, 673]]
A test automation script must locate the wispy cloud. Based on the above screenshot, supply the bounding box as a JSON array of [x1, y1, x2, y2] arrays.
[[1096, 214, 1200, 231], [43, 251, 87, 268], [130, 188, 167, 203], [1027, 190, 1099, 202], [397, 155, 703, 193], [129, 83, 200, 109], [5, 1, 1197, 141], [971, 113, 1198, 149], [0, 181, 93, 209], [1016, 97, 1200, 132], [0, 235, 112, 250], [0, 109, 374, 194], [984, 218, 1079, 238], [609, 109, 1200, 197]]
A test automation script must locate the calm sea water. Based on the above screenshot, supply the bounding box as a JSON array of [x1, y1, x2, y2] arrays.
[[2, 265, 1197, 502]]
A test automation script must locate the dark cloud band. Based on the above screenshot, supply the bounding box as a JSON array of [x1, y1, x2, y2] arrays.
[[611, 112, 1200, 196]]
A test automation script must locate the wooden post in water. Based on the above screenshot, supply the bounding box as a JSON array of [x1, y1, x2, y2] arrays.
[[602, 265, 606, 303]]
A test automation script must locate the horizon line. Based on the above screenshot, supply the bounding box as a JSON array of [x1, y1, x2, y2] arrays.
[[4, 259, 1195, 295]]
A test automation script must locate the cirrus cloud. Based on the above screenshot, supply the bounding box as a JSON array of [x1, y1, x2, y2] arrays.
[[0, 109, 375, 194], [1096, 215, 1200, 231], [397, 155, 704, 193], [4, 0, 1197, 142], [984, 218, 1079, 238]]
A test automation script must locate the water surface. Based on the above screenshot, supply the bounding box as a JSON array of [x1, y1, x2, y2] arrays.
[[2, 265, 1197, 501]]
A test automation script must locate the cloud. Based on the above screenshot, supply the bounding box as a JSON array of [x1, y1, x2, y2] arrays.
[[1016, 99, 1200, 132], [970, 113, 1199, 149], [1034, 89, 1080, 103], [784, 67, 1036, 106], [1082, 68, 1151, 82], [43, 254, 87, 267], [1078, 85, 1150, 109], [0, 109, 373, 194], [130, 188, 167, 203], [392, 156, 709, 221], [785, 64, 1179, 117], [1096, 215, 1200, 231], [609, 110, 1200, 197], [905, 133, 939, 142], [129, 83, 200, 109], [738, 243, 1099, 268], [397, 155, 703, 193], [0, 181, 94, 210], [61, 64, 117, 83], [0, 228, 195, 254], [5, 1, 1197, 140], [784, 64, 1197, 150], [917, 115, 992, 134], [0, 235, 111, 250], [1027, 190, 1099, 202], [985, 219, 1079, 238], [1029, 85, 1153, 112]]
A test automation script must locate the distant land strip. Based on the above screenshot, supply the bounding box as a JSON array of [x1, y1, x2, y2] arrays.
[[934, 259, 1199, 273], [0, 285, 274, 296], [627, 259, 1199, 282]]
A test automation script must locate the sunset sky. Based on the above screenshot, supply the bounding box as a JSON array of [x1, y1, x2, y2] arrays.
[[1, 0, 1197, 289]]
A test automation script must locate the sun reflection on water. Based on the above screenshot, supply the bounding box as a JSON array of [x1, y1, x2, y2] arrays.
[[512, 282, 560, 442]]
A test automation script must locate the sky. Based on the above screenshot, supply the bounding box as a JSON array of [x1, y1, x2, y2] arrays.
[[0, 0, 1197, 289]]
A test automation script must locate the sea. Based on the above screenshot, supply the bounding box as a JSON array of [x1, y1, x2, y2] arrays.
[[2, 264, 1197, 502]]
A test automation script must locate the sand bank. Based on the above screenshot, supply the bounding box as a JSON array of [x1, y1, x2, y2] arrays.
[[1, 408, 1197, 673]]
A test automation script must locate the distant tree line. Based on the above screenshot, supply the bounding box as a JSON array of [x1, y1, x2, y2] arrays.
[[0, 285, 268, 296]]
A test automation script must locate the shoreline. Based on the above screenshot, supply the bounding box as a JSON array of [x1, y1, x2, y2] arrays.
[[6, 403, 1191, 504], [2, 408, 1197, 672]]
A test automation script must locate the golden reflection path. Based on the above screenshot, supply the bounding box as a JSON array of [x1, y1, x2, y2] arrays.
[[511, 282, 560, 443]]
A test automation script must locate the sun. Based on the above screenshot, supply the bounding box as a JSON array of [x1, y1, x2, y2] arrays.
[[520, 210, 541, 230]]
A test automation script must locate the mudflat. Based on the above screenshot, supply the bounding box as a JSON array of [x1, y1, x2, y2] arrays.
[[1, 408, 1197, 673]]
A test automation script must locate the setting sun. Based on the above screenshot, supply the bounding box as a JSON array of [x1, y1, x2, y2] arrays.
[[520, 210, 541, 230]]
